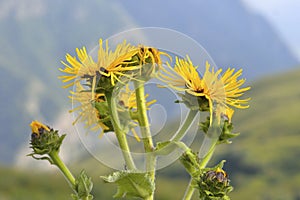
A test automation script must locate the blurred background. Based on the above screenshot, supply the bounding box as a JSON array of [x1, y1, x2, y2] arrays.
[[0, 0, 299, 199]]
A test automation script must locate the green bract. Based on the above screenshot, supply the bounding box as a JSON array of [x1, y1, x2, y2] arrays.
[[28, 125, 66, 163]]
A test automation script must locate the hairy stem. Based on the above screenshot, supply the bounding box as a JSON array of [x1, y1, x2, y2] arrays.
[[183, 119, 220, 200], [171, 109, 198, 142], [49, 151, 75, 187], [134, 81, 156, 200], [106, 92, 136, 170], [183, 178, 196, 200]]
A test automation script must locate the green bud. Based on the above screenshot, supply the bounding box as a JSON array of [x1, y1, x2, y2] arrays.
[[196, 161, 233, 200], [28, 120, 66, 163]]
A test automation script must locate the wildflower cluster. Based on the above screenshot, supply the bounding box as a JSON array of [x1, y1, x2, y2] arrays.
[[28, 37, 250, 200]]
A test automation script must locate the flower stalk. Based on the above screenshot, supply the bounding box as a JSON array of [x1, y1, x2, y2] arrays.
[[171, 109, 198, 142], [105, 91, 137, 170], [182, 117, 221, 200], [134, 80, 156, 200], [183, 144, 217, 200], [49, 151, 76, 187]]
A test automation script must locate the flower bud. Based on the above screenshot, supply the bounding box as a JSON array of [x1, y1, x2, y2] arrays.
[[197, 166, 233, 199], [28, 120, 66, 160]]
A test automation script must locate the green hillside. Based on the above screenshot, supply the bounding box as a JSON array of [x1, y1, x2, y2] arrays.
[[1, 68, 300, 199], [219, 68, 300, 199]]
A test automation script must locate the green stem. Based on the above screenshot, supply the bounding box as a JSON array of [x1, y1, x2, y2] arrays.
[[134, 81, 156, 198], [134, 81, 154, 152], [49, 151, 75, 187], [183, 145, 216, 200], [171, 109, 198, 142], [183, 179, 196, 200], [199, 142, 216, 168], [160, 110, 197, 200], [106, 92, 136, 170], [183, 120, 220, 200], [145, 195, 154, 200]]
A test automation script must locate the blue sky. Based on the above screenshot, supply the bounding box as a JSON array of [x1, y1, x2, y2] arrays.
[[243, 0, 300, 61]]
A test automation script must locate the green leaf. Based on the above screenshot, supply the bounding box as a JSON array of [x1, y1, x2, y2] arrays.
[[101, 171, 154, 199], [72, 170, 94, 200]]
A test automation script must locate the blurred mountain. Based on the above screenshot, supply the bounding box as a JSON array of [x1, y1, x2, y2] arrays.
[[0, 0, 299, 164], [118, 0, 299, 79], [0, 0, 136, 163]]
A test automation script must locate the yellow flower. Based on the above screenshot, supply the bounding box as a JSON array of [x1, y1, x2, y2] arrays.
[[70, 83, 110, 135], [136, 46, 169, 70], [118, 84, 156, 111], [117, 85, 157, 141], [97, 39, 140, 86], [59, 47, 98, 88], [30, 120, 50, 136], [215, 106, 234, 124], [160, 56, 202, 93], [59, 39, 140, 90], [70, 82, 156, 139], [160, 56, 250, 124], [202, 62, 250, 122]]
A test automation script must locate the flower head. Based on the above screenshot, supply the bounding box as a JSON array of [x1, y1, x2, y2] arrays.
[[59, 47, 98, 88], [70, 82, 156, 140], [160, 56, 250, 124], [59, 39, 140, 91], [70, 83, 111, 135]]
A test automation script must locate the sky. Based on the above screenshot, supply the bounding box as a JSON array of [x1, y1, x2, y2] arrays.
[[242, 0, 300, 61]]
